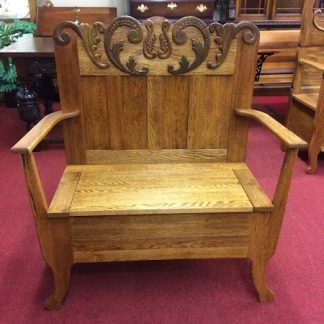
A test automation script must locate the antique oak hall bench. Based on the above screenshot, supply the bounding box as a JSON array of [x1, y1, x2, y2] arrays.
[[11, 16, 307, 309]]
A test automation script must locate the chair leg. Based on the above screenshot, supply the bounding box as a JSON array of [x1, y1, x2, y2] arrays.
[[250, 257, 274, 303], [306, 140, 320, 174], [44, 263, 71, 310]]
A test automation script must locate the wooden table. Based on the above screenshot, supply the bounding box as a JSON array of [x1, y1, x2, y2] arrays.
[[0, 34, 56, 129], [0, 34, 54, 57], [0, 34, 55, 76]]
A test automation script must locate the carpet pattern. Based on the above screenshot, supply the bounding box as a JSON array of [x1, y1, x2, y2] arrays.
[[0, 98, 323, 323]]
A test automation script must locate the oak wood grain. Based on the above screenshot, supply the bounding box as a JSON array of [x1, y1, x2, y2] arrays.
[[48, 172, 81, 218], [81, 77, 110, 149], [147, 76, 189, 149], [71, 213, 250, 262], [292, 92, 319, 111], [73, 247, 249, 263], [235, 109, 308, 149], [187, 76, 233, 149], [234, 169, 274, 212], [86, 149, 227, 164], [12, 17, 301, 307], [54, 31, 86, 165], [11, 111, 79, 154], [299, 58, 324, 72], [67, 163, 255, 216]]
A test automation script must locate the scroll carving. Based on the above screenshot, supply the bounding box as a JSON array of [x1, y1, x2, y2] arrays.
[[53, 21, 109, 69], [104, 16, 148, 75], [168, 17, 210, 74], [143, 20, 157, 59], [143, 19, 172, 59], [54, 17, 259, 75], [158, 20, 172, 59], [53, 21, 82, 45], [208, 22, 259, 69], [313, 9, 324, 32], [78, 23, 109, 68]]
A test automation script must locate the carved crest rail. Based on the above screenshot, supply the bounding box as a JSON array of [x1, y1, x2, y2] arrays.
[[54, 16, 259, 75]]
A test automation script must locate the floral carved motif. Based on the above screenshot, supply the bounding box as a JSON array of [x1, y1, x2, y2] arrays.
[[143, 19, 172, 59], [104, 16, 148, 75], [143, 19, 157, 59], [53, 21, 109, 69], [54, 17, 259, 75], [208, 22, 259, 69], [168, 17, 210, 74], [158, 20, 172, 59]]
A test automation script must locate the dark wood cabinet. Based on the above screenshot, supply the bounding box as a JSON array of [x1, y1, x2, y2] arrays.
[[130, 0, 216, 19], [129, 1, 323, 29]]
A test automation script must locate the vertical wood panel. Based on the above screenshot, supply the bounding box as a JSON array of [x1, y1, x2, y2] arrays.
[[106, 76, 124, 149], [187, 76, 233, 149], [227, 37, 259, 162], [81, 77, 110, 150], [147, 76, 163, 149], [55, 34, 86, 164], [121, 77, 148, 149], [147, 76, 189, 149]]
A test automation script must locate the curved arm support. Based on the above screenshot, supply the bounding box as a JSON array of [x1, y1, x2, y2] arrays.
[[235, 109, 307, 149], [236, 108, 303, 257], [11, 111, 79, 266], [11, 110, 80, 154]]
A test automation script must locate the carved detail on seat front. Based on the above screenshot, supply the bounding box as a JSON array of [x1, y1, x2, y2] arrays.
[[54, 16, 259, 75]]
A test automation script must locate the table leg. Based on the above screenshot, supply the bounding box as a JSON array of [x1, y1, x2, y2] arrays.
[[16, 84, 41, 131]]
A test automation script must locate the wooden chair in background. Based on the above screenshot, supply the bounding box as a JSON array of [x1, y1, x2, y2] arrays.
[[286, 0, 324, 174], [11, 16, 306, 309], [255, 30, 299, 96]]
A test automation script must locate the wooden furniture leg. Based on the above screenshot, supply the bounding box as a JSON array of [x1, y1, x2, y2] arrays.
[[44, 221, 72, 310], [267, 149, 298, 256], [306, 91, 324, 174], [248, 149, 298, 302], [21, 153, 72, 310], [248, 213, 274, 302], [307, 136, 321, 174], [251, 258, 274, 302]]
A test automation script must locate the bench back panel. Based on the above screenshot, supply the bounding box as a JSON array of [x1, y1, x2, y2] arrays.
[[54, 16, 259, 164], [300, 0, 324, 47]]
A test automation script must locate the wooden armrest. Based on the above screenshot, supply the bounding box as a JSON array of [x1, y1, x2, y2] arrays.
[[299, 59, 324, 72], [235, 109, 307, 149], [11, 111, 80, 154]]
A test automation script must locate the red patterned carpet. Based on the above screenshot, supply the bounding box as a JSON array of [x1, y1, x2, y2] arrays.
[[0, 98, 323, 323]]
